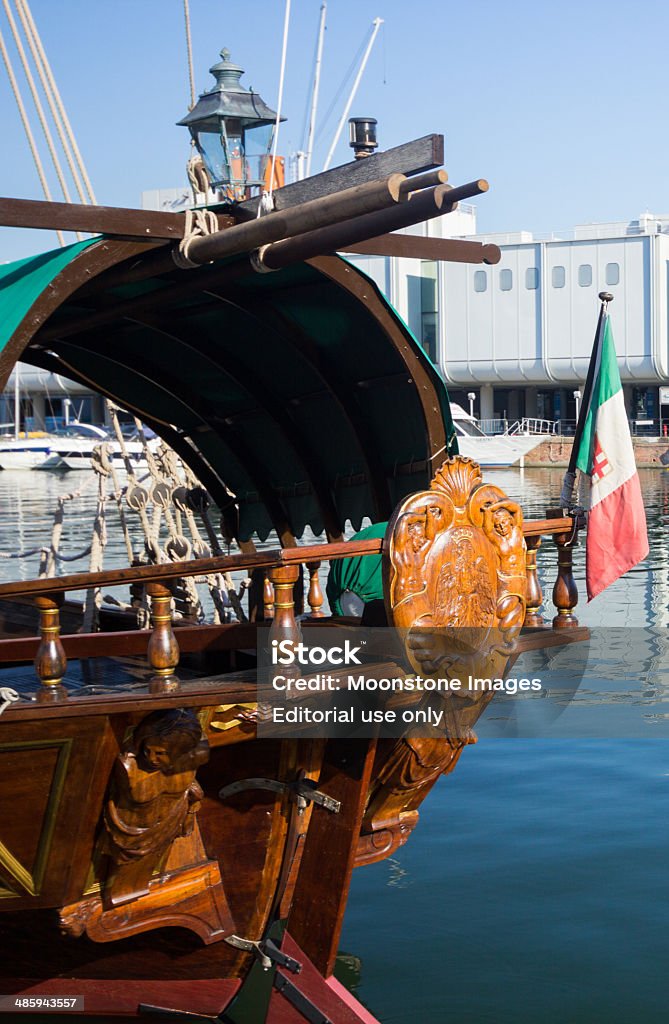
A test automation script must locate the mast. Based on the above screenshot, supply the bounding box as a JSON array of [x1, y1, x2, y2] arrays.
[[323, 16, 383, 172], [14, 365, 19, 440], [305, 1, 327, 178]]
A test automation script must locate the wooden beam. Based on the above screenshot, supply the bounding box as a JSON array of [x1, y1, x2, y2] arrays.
[[0, 196, 234, 240], [185, 173, 406, 265], [235, 134, 444, 217], [257, 181, 488, 272], [343, 234, 502, 265]]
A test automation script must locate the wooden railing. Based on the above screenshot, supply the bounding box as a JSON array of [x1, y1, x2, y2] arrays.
[[0, 514, 583, 702]]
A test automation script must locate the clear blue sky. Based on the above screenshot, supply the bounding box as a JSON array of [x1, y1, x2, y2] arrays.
[[0, 0, 664, 261]]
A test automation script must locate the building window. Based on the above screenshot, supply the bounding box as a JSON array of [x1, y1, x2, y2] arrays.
[[525, 267, 539, 290], [552, 265, 566, 288], [407, 261, 438, 362], [606, 262, 620, 285], [500, 269, 513, 291], [578, 264, 592, 287], [473, 270, 487, 293]]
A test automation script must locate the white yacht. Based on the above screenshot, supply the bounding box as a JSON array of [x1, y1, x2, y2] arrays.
[[451, 404, 552, 467], [0, 423, 156, 472]]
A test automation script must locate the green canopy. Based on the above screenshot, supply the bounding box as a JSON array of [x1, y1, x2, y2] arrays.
[[0, 237, 457, 542]]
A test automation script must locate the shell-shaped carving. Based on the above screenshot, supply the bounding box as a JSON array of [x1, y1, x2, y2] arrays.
[[429, 457, 482, 508]]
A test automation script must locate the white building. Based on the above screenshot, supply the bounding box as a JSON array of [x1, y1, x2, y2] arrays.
[[348, 213, 669, 434]]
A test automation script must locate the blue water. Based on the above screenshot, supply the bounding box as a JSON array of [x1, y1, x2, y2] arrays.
[[340, 467, 669, 1023]]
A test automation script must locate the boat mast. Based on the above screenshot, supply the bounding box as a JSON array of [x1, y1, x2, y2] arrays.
[[322, 16, 383, 172], [305, 1, 327, 178], [14, 365, 19, 440]]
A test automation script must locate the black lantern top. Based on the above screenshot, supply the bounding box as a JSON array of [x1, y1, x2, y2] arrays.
[[177, 48, 283, 195]]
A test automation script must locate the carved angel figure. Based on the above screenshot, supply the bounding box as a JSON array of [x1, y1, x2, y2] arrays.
[[103, 708, 209, 906]]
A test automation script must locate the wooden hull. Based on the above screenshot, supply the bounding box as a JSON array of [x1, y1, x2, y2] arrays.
[[0, 689, 384, 1019]]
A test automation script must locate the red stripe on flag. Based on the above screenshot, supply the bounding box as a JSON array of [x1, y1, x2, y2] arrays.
[[586, 472, 649, 600]]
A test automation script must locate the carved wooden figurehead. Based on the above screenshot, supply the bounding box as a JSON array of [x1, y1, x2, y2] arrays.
[[384, 456, 527, 687], [60, 707, 235, 945]]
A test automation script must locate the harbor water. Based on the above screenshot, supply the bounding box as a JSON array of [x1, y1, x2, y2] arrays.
[[0, 466, 667, 1022]]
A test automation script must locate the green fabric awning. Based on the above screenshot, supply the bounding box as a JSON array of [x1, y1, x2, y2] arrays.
[[0, 237, 457, 542], [0, 239, 97, 354]]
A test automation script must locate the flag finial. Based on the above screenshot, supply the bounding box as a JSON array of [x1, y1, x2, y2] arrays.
[[598, 290, 614, 304]]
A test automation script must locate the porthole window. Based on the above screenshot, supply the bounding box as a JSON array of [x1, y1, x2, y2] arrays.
[[552, 265, 566, 288], [525, 267, 539, 290], [578, 264, 592, 287], [605, 262, 620, 285], [473, 270, 487, 293], [500, 269, 513, 291]]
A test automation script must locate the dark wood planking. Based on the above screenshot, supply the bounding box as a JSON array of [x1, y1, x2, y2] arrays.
[[516, 625, 590, 653], [287, 738, 377, 977], [235, 134, 444, 217], [0, 197, 197, 240], [344, 234, 502, 264]]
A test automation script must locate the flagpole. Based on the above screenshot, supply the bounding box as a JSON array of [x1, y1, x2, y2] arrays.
[[559, 290, 613, 507]]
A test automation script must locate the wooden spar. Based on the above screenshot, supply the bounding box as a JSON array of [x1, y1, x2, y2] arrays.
[[182, 173, 407, 264], [0, 196, 202, 239], [343, 234, 501, 264], [236, 133, 444, 216], [398, 168, 448, 195], [255, 180, 488, 272]]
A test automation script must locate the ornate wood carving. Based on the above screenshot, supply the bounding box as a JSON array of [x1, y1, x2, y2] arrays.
[[385, 456, 527, 682], [59, 708, 234, 944], [365, 457, 528, 835]]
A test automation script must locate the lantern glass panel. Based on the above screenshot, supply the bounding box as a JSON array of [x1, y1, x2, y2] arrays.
[[197, 130, 229, 188], [244, 122, 274, 185]]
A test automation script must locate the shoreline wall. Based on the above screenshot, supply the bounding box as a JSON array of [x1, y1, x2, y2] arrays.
[[524, 437, 669, 468]]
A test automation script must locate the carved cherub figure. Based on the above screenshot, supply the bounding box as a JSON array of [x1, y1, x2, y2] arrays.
[[482, 500, 525, 577], [103, 708, 209, 907]]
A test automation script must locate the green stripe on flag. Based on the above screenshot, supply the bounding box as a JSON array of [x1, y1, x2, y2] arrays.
[[575, 314, 622, 474]]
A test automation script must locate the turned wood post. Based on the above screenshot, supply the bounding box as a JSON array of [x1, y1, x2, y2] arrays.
[[524, 535, 545, 628], [34, 593, 67, 702], [306, 561, 325, 618], [551, 526, 579, 630], [268, 565, 301, 653], [263, 574, 275, 620], [146, 582, 180, 692]]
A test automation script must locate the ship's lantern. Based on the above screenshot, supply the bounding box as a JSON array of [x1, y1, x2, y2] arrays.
[[177, 48, 283, 197]]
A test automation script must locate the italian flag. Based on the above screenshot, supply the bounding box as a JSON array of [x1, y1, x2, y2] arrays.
[[575, 309, 649, 600]]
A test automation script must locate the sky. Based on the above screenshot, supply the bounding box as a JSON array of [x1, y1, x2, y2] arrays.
[[0, 0, 667, 262]]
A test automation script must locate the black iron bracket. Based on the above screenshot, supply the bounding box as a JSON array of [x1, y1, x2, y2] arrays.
[[273, 972, 333, 1024], [224, 934, 302, 974], [218, 776, 341, 815]]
